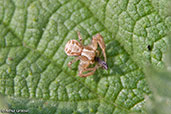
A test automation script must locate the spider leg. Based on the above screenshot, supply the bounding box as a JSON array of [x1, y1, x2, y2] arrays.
[[91, 33, 107, 62], [79, 70, 95, 77], [68, 57, 80, 69], [85, 64, 100, 71], [77, 31, 83, 45], [78, 61, 99, 77], [96, 50, 100, 56]]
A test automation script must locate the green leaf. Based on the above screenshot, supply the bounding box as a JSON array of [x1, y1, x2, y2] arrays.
[[144, 29, 171, 114], [0, 0, 170, 113], [144, 68, 171, 114]]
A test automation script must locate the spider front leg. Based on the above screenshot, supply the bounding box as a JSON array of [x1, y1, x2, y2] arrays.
[[91, 33, 107, 62], [68, 57, 80, 69]]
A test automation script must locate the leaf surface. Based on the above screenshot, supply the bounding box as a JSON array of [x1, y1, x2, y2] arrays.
[[0, 0, 170, 113]]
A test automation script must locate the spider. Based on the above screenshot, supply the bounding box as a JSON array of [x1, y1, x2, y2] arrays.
[[64, 32, 107, 77]]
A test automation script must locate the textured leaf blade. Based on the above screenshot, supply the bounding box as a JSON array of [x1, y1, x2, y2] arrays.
[[0, 0, 170, 113]]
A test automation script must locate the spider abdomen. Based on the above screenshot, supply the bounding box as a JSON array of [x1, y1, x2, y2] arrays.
[[65, 40, 83, 56]]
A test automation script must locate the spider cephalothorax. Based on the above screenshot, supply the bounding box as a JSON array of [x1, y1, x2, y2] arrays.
[[64, 32, 107, 77]]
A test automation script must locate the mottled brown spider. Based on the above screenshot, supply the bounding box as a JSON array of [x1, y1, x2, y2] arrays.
[[64, 32, 107, 77]]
